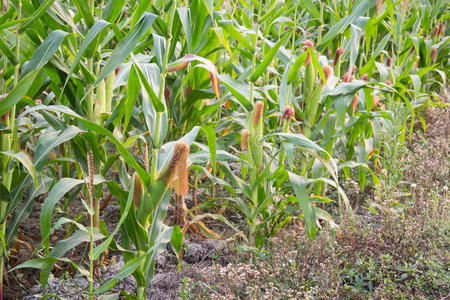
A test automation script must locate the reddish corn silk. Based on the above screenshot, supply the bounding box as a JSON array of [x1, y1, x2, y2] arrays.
[[362, 73, 368, 81], [333, 48, 344, 67], [184, 86, 192, 98], [438, 23, 444, 36], [376, 0, 384, 15], [430, 47, 437, 63], [322, 65, 333, 85], [304, 40, 315, 65], [168, 142, 190, 196], [351, 94, 358, 112], [373, 95, 379, 108], [352, 65, 357, 74], [115, 66, 121, 76], [386, 56, 392, 67], [282, 106, 295, 121], [241, 129, 250, 151], [253, 101, 264, 126], [164, 87, 171, 101], [304, 40, 314, 49], [343, 72, 350, 82], [385, 80, 392, 86], [133, 175, 144, 209], [433, 25, 440, 37]]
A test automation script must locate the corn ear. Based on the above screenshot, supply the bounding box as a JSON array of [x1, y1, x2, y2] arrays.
[[133, 174, 144, 210], [250, 101, 264, 170], [95, 79, 106, 122], [303, 60, 315, 100], [105, 72, 115, 113], [241, 129, 249, 151], [137, 142, 190, 226]]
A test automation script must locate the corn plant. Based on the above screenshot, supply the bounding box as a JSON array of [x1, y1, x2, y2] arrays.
[[0, 0, 448, 298]]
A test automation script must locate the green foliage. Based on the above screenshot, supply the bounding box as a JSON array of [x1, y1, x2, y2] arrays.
[[0, 0, 448, 298]]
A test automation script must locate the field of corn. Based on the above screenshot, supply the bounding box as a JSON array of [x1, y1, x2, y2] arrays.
[[0, 0, 449, 299]]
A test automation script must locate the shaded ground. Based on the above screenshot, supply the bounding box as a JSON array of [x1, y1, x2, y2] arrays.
[[4, 105, 449, 299]]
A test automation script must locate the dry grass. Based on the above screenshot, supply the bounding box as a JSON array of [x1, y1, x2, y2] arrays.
[[179, 106, 450, 300]]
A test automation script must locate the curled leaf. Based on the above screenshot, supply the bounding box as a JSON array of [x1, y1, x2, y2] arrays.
[[167, 54, 221, 102]]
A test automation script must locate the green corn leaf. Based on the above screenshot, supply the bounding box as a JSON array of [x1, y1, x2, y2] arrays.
[[0, 183, 11, 222], [6, 177, 52, 244], [177, 7, 192, 53], [122, 64, 140, 131], [144, 225, 175, 285], [132, 60, 165, 113], [33, 228, 104, 291], [218, 74, 252, 110], [104, 0, 127, 23], [94, 12, 157, 87], [129, 0, 153, 28], [189, 150, 239, 163], [171, 225, 183, 266], [167, 54, 221, 102], [22, 30, 68, 78], [279, 67, 291, 111], [24, 105, 150, 186], [34, 125, 84, 172], [250, 31, 292, 82], [0, 36, 18, 65], [96, 255, 146, 294], [153, 34, 166, 69], [12, 257, 70, 270], [320, 0, 377, 46], [218, 20, 254, 51], [0, 17, 32, 31], [288, 172, 317, 238], [72, 0, 95, 28], [374, 33, 392, 57], [40, 176, 106, 252], [276, 132, 327, 154], [201, 0, 214, 17], [0, 150, 37, 188], [50, 228, 104, 258], [314, 206, 338, 228], [287, 51, 308, 84], [301, 0, 320, 19], [307, 47, 326, 85], [0, 69, 40, 117], [93, 176, 135, 260], [0, 182, 10, 205], [147, 193, 171, 249], [62, 20, 111, 92], [19, 0, 56, 33], [98, 294, 120, 300], [202, 125, 216, 173]]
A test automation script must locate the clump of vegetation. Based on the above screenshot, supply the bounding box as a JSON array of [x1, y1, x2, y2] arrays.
[[0, 0, 448, 299], [180, 107, 450, 299]]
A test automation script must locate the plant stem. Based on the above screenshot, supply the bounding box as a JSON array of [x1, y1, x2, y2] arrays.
[[89, 204, 94, 300], [0, 2, 20, 297], [87, 59, 94, 121], [136, 286, 145, 300], [151, 2, 177, 183]]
